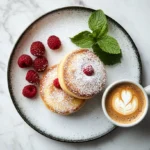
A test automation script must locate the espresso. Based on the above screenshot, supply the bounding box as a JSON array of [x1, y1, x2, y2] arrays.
[[106, 83, 146, 124]]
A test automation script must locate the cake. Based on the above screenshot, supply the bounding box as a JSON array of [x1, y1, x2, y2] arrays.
[[58, 49, 106, 99], [40, 65, 85, 115]]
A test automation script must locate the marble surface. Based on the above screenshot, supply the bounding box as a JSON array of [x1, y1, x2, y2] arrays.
[[1, 0, 150, 149]]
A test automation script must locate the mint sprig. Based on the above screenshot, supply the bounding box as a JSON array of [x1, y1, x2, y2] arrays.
[[70, 9, 122, 65], [70, 31, 95, 48]]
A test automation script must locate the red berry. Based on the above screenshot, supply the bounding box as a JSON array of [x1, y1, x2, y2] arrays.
[[53, 78, 61, 89], [26, 70, 40, 84], [33, 56, 48, 72], [18, 54, 32, 68], [47, 35, 61, 50], [30, 41, 45, 56], [83, 65, 94, 76], [22, 85, 37, 98]]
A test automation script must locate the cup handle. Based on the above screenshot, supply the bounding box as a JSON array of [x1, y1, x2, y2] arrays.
[[144, 85, 150, 96]]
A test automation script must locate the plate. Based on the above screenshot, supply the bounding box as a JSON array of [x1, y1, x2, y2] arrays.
[[7, 7, 142, 142]]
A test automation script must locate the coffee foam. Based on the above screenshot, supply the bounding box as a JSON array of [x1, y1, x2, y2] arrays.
[[106, 83, 146, 124], [112, 90, 138, 115]]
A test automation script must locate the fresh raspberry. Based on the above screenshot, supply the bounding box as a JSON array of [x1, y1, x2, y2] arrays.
[[30, 41, 45, 56], [22, 85, 37, 98], [33, 56, 48, 72], [83, 65, 94, 76], [18, 54, 32, 68], [47, 35, 61, 50], [26, 70, 40, 84], [53, 78, 61, 89]]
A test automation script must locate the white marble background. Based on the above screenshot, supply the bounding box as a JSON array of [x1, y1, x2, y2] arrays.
[[1, 0, 150, 149]]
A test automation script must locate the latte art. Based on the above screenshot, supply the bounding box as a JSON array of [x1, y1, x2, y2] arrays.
[[112, 90, 138, 115]]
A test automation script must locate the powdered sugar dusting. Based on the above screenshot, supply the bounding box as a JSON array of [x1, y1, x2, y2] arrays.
[[64, 50, 106, 97], [40, 65, 85, 114]]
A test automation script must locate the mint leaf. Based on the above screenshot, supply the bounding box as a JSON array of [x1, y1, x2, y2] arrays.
[[92, 24, 108, 38], [70, 31, 95, 48], [70, 9, 122, 65], [97, 35, 121, 54], [88, 10, 107, 32], [92, 44, 122, 65]]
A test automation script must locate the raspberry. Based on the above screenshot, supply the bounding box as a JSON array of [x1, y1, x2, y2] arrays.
[[83, 65, 94, 76], [53, 78, 61, 89], [33, 56, 48, 72], [47, 35, 61, 50], [26, 70, 40, 84], [22, 85, 37, 98], [30, 41, 45, 56], [18, 54, 32, 68]]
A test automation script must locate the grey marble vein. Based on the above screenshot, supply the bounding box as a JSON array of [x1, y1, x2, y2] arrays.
[[77, 0, 85, 6], [0, 89, 4, 95], [2, 23, 14, 44], [12, 138, 23, 150], [15, 0, 44, 14], [13, 122, 24, 127], [72, 0, 86, 6], [28, 134, 35, 150], [0, 61, 6, 72], [17, 0, 38, 10], [0, 130, 12, 136], [2, 1, 12, 18], [28, 0, 41, 9], [0, 0, 44, 45], [1, 1, 14, 44]]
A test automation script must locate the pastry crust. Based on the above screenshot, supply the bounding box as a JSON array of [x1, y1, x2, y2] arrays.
[[40, 65, 85, 115], [58, 49, 106, 99]]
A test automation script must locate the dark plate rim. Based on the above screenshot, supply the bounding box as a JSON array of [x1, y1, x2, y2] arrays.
[[7, 6, 142, 143]]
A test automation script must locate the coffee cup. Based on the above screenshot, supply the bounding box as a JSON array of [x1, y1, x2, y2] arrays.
[[102, 80, 150, 127]]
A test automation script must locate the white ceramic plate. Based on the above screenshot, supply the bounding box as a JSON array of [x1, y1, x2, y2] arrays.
[[8, 7, 142, 142]]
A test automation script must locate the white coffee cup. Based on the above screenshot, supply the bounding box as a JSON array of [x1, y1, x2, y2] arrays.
[[102, 80, 150, 127]]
